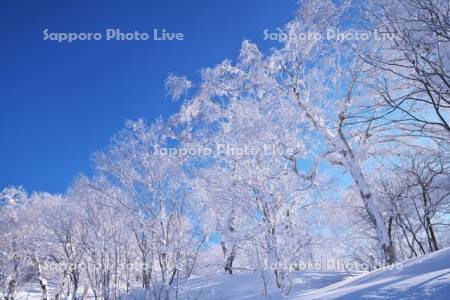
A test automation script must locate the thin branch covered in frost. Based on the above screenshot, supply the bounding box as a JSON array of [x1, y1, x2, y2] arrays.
[[165, 74, 193, 101]]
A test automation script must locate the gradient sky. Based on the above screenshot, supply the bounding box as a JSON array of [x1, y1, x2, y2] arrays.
[[0, 0, 298, 193]]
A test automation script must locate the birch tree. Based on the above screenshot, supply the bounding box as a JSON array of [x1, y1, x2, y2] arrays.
[[93, 118, 204, 300], [172, 0, 396, 264]]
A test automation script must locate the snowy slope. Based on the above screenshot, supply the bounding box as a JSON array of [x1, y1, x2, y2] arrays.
[[123, 248, 450, 300], [122, 271, 355, 300], [301, 247, 450, 300], [18, 248, 450, 299]]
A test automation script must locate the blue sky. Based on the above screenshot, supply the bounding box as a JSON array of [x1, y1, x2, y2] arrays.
[[0, 0, 297, 193]]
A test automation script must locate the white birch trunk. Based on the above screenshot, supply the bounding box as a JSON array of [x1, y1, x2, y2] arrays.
[[293, 90, 395, 265]]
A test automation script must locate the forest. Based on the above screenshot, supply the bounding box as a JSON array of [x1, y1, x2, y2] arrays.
[[1, 0, 449, 299]]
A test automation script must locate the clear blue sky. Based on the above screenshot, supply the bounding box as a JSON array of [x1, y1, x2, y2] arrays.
[[0, 0, 297, 193]]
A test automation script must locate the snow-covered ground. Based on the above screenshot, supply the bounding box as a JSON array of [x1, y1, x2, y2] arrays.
[[122, 271, 355, 300], [16, 248, 450, 299], [123, 248, 450, 300], [301, 247, 450, 300]]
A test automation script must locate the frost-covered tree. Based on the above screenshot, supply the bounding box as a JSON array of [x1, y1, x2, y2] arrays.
[[363, 0, 450, 140], [0, 187, 29, 300], [170, 39, 321, 294], [376, 150, 450, 255], [172, 0, 397, 265], [93, 118, 205, 300]]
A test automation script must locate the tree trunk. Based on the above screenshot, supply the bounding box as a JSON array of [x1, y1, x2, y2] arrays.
[[224, 245, 236, 275], [346, 158, 396, 265], [6, 278, 16, 300], [293, 88, 396, 265], [31, 256, 48, 300], [426, 216, 439, 251]]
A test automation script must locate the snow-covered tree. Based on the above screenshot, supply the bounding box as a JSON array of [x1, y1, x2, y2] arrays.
[[93, 118, 205, 300], [174, 0, 397, 265]]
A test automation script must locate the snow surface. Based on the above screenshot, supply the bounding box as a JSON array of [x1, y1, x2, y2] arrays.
[[123, 248, 450, 300], [16, 248, 450, 299], [122, 271, 355, 300], [301, 247, 450, 300]]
